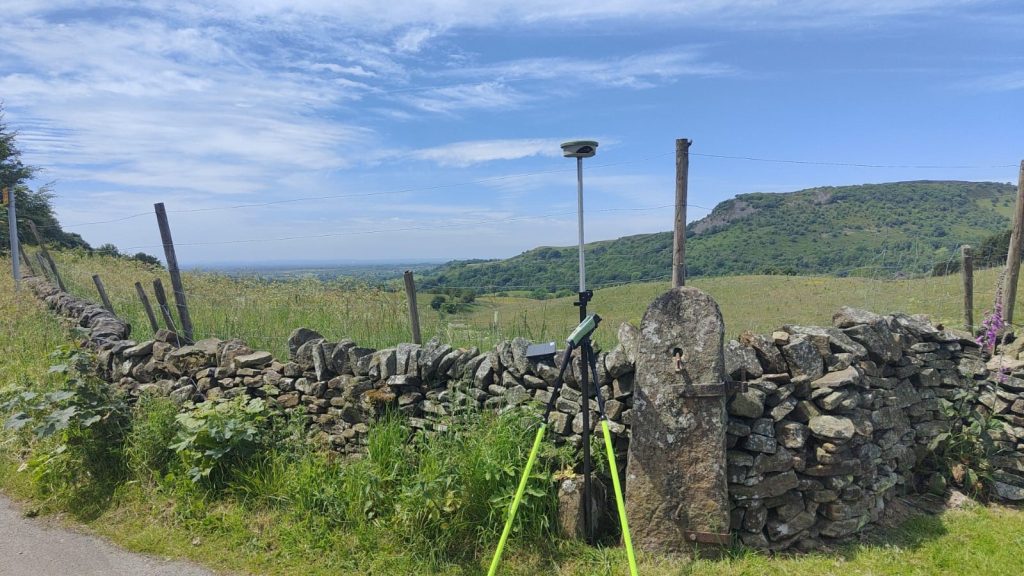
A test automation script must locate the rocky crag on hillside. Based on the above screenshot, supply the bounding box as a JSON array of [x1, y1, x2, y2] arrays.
[[22, 275, 1024, 553]]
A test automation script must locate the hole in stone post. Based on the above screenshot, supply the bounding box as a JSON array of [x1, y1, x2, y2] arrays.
[[672, 347, 684, 372]]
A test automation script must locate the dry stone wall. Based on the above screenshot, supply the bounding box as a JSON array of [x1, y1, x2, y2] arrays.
[[22, 275, 1024, 553], [24, 276, 635, 460], [723, 306, 1024, 551]]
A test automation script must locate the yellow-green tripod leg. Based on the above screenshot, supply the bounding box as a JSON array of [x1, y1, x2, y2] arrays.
[[488, 424, 547, 576], [602, 420, 638, 576]]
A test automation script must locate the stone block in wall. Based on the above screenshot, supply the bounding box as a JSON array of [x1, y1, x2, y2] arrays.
[[782, 338, 824, 381], [785, 325, 869, 359], [766, 509, 816, 543], [809, 415, 855, 441], [287, 328, 323, 361], [418, 338, 452, 382], [165, 338, 221, 376], [741, 332, 787, 374], [605, 339, 634, 379], [742, 434, 777, 453], [612, 372, 634, 399], [474, 356, 495, 388], [732, 470, 799, 500], [293, 338, 325, 370], [313, 342, 335, 381], [774, 420, 809, 449], [729, 388, 766, 418], [503, 337, 530, 378], [350, 347, 375, 377], [843, 324, 900, 364], [328, 339, 356, 375], [500, 371, 522, 389], [725, 340, 763, 380], [395, 343, 421, 377], [792, 400, 821, 423], [216, 339, 252, 371], [1000, 376, 1024, 393], [753, 447, 794, 475], [615, 321, 639, 366], [233, 351, 273, 370], [810, 366, 861, 389], [124, 340, 154, 358], [368, 348, 397, 380]]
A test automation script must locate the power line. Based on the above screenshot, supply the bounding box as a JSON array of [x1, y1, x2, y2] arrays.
[[117, 204, 675, 251], [690, 152, 1017, 170]]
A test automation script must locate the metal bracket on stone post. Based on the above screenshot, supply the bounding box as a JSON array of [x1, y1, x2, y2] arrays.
[[625, 287, 731, 554]]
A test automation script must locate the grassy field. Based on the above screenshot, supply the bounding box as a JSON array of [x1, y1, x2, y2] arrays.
[[38, 249, 1011, 358], [3, 254, 1024, 575]]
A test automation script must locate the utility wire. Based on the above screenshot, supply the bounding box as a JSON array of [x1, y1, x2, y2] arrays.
[[39, 151, 1017, 231], [117, 204, 674, 251], [690, 152, 1017, 170]]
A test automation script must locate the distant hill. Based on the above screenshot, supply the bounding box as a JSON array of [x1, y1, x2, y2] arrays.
[[418, 181, 1017, 294]]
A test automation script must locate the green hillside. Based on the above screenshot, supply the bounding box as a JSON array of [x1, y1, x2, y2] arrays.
[[419, 180, 1016, 294]]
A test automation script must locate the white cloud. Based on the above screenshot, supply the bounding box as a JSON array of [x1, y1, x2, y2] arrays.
[[397, 82, 530, 113], [969, 70, 1024, 92], [452, 48, 735, 89], [395, 27, 439, 53], [410, 138, 562, 166]]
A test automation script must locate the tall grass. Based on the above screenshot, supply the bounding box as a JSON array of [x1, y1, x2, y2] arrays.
[[35, 249, 1016, 358]]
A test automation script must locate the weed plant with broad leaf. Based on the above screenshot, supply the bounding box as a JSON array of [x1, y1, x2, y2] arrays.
[[924, 386, 1004, 499], [170, 395, 282, 486], [0, 346, 130, 518]]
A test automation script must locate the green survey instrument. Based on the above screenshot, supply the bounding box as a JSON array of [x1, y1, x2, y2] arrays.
[[487, 316, 638, 576]]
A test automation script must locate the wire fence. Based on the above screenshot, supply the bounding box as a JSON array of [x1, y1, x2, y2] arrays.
[[5, 150, 1021, 358]]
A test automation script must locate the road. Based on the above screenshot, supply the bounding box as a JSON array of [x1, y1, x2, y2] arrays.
[[0, 493, 217, 576]]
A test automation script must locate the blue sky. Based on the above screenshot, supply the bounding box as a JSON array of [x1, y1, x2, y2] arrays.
[[1, 1, 1021, 265]]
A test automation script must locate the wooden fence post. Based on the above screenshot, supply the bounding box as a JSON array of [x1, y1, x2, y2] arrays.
[[18, 243, 35, 276], [34, 253, 51, 282], [152, 278, 179, 335], [26, 220, 66, 291], [92, 274, 114, 313], [962, 245, 973, 332], [672, 138, 691, 288], [404, 270, 422, 344], [1003, 160, 1024, 326], [154, 203, 194, 341], [135, 281, 160, 332]]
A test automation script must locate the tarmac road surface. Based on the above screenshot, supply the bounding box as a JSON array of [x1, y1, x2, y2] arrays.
[[0, 493, 217, 576]]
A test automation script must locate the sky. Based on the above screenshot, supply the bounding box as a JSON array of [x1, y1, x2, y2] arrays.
[[1, 0, 1022, 266]]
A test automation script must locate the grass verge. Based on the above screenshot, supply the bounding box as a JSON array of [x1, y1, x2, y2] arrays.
[[4, 255, 1024, 575]]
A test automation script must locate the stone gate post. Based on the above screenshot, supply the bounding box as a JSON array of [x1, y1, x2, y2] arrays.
[[625, 287, 730, 553]]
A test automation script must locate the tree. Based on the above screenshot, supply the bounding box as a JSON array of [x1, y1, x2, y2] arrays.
[[0, 105, 90, 253], [96, 243, 121, 257]]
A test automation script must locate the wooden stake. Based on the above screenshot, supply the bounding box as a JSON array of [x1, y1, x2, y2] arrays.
[[1004, 160, 1024, 326], [154, 203, 194, 341], [152, 278, 179, 334], [18, 242, 35, 276], [962, 245, 973, 332], [672, 138, 691, 288], [404, 270, 422, 344], [135, 281, 160, 332], [34, 253, 51, 282], [26, 220, 66, 291], [92, 274, 114, 313]]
